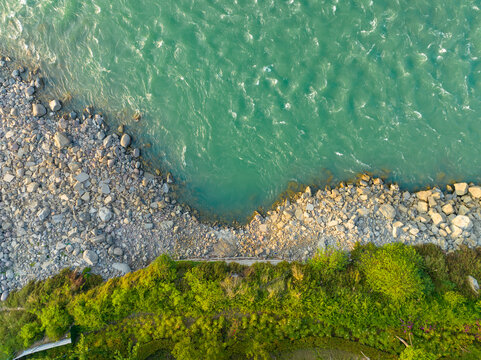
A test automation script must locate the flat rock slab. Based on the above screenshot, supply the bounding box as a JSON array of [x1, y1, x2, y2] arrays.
[[379, 204, 396, 219]]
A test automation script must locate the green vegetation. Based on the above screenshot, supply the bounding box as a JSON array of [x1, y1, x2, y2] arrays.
[[1, 243, 481, 359]]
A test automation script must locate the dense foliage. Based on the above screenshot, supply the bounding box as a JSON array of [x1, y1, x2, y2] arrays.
[[1, 243, 481, 359]]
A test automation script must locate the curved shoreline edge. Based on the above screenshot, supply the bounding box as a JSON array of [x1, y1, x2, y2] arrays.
[[1, 55, 481, 301]]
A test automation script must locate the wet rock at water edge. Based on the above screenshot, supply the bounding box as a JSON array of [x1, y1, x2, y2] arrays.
[[49, 99, 62, 111], [120, 133, 131, 147], [454, 183, 469, 196]]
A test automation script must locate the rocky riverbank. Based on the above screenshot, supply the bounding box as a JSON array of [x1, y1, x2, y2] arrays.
[[1, 55, 481, 302]]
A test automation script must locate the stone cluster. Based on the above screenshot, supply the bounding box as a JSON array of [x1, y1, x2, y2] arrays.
[[1, 56, 481, 303]]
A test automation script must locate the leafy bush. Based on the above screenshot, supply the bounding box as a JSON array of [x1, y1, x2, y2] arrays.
[[359, 243, 428, 302], [19, 322, 42, 347], [399, 346, 438, 360], [309, 247, 349, 275]]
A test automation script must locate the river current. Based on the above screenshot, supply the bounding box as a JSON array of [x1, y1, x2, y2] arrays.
[[1, 0, 481, 221]]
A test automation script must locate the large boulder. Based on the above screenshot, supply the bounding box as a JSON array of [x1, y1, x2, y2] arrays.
[[451, 215, 473, 230], [120, 133, 131, 148], [32, 103, 46, 117]]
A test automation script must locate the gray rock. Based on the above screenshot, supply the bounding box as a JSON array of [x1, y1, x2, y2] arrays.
[[451, 215, 473, 230], [75, 172, 89, 183], [25, 86, 35, 96], [120, 133, 131, 147], [3, 173, 14, 183], [132, 148, 140, 158], [429, 211, 445, 226], [99, 183, 110, 195], [53, 132, 70, 149], [32, 103, 46, 117], [417, 201, 428, 213], [379, 204, 396, 219], [91, 235, 105, 244], [1, 291, 9, 302], [49, 99, 62, 111], [37, 207, 50, 221], [103, 135, 113, 148], [409, 227, 420, 236], [213, 239, 237, 257], [98, 207, 112, 222], [454, 183, 469, 196], [451, 225, 463, 238], [83, 250, 98, 266], [51, 214, 64, 224], [468, 275, 479, 294], [392, 221, 403, 238], [112, 262, 131, 274], [6, 269, 14, 279], [162, 183, 169, 194], [416, 190, 432, 202], [113, 247, 123, 256], [26, 182, 39, 193], [160, 220, 174, 230], [306, 204, 314, 211]]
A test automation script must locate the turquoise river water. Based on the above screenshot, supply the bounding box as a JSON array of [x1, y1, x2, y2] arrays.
[[1, 0, 481, 221]]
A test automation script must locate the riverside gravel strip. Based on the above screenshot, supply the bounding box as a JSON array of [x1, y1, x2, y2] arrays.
[[1, 56, 481, 302]]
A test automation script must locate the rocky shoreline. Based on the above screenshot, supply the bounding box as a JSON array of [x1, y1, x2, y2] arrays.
[[1, 55, 481, 302]]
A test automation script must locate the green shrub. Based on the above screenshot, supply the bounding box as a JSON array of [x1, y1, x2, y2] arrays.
[[399, 346, 438, 360], [19, 321, 43, 347], [309, 247, 349, 275], [359, 243, 428, 302], [38, 302, 72, 339]]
